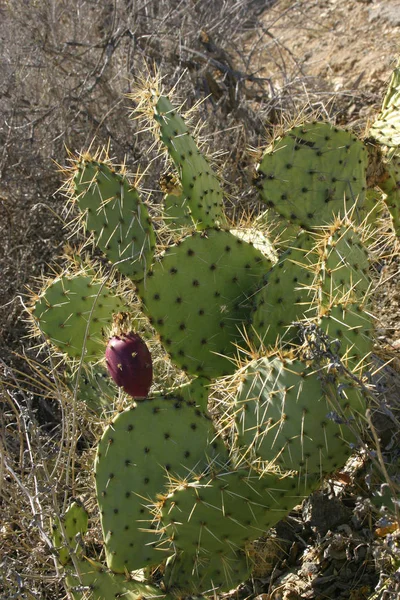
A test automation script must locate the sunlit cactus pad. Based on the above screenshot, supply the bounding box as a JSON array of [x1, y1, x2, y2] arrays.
[[256, 122, 368, 229], [154, 95, 227, 229], [369, 63, 400, 148]]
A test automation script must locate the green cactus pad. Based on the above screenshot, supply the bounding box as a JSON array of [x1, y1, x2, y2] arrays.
[[51, 502, 88, 566], [138, 228, 272, 378], [95, 393, 228, 572], [73, 159, 155, 280], [250, 232, 318, 347], [159, 469, 317, 593], [319, 302, 373, 374], [153, 377, 211, 413], [163, 548, 252, 595], [163, 191, 193, 232], [369, 63, 400, 148], [32, 273, 127, 361], [225, 356, 365, 478], [254, 209, 301, 249], [73, 364, 117, 415], [256, 122, 368, 229], [154, 96, 227, 229], [315, 225, 371, 307], [379, 156, 400, 236], [66, 559, 175, 600]]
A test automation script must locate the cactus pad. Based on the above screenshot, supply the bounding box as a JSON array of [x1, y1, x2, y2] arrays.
[[51, 502, 88, 566], [369, 63, 400, 148], [319, 302, 373, 374], [32, 273, 127, 361], [154, 96, 227, 229], [163, 191, 193, 232], [73, 159, 155, 280], [163, 547, 252, 595], [72, 364, 116, 415], [315, 225, 371, 307], [95, 391, 227, 572], [224, 355, 365, 478], [138, 228, 272, 378], [159, 469, 316, 594], [66, 559, 175, 600], [255, 122, 368, 229], [379, 156, 400, 236], [250, 232, 317, 347]]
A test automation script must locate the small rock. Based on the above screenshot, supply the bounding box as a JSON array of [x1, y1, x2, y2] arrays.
[[302, 491, 352, 533]]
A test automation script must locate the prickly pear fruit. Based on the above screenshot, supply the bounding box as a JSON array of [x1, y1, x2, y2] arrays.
[[105, 332, 152, 399]]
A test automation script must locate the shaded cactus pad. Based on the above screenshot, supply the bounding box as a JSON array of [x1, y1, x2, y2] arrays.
[[223, 355, 366, 477], [66, 559, 175, 600], [95, 392, 227, 572], [138, 228, 273, 378], [159, 469, 317, 593], [32, 273, 127, 361], [256, 122, 368, 229], [73, 158, 155, 280]]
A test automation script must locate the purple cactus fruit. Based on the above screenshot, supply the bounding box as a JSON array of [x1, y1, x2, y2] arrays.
[[105, 332, 152, 399]]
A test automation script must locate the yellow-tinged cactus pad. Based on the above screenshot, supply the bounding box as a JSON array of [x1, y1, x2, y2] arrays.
[[32, 273, 127, 362], [138, 228, 273, 378], [255, 122, 368, 229], [379, 155, 400, 236], [369, 62, 400, 148]]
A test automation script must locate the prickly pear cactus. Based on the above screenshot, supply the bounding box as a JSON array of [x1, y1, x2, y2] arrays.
[[31, 63, 400, 598]]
